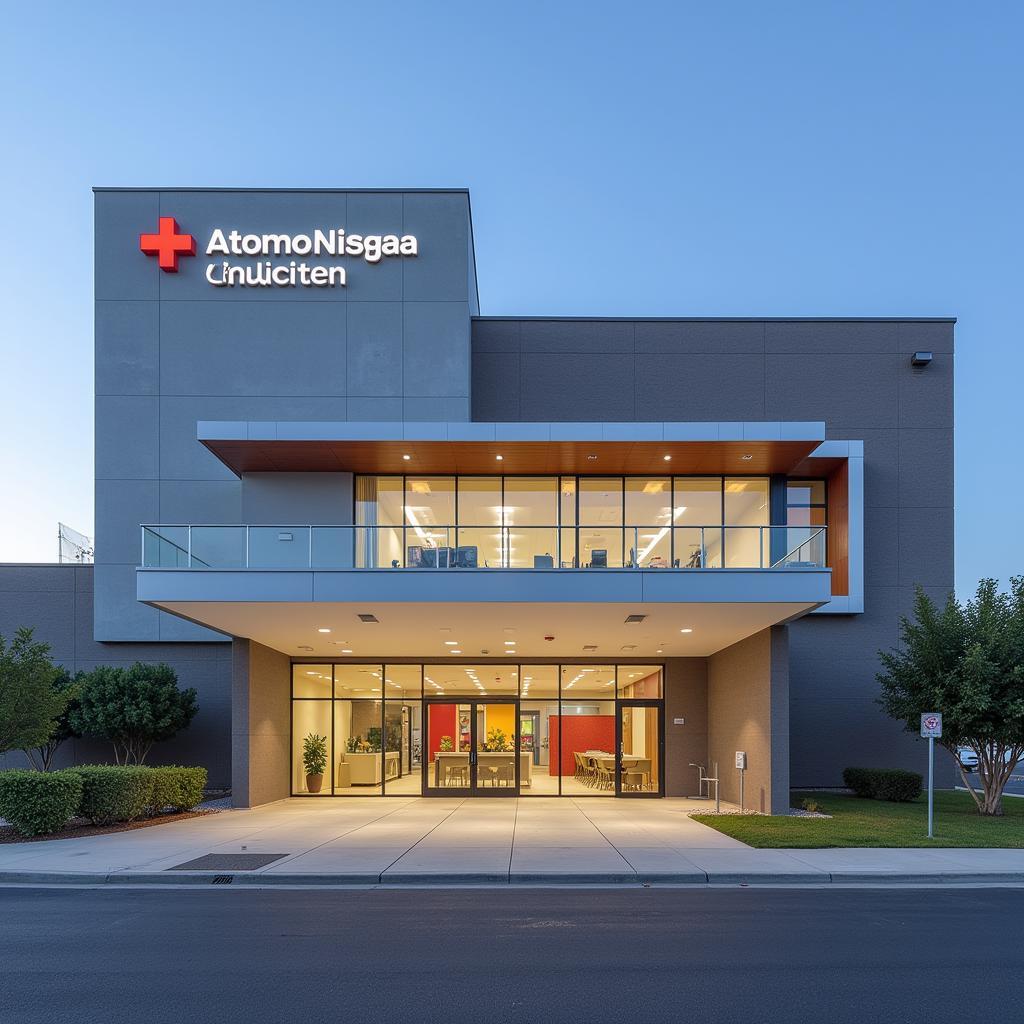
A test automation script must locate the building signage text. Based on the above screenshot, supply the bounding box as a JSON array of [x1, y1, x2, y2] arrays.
[[139, 217, 418, 289]]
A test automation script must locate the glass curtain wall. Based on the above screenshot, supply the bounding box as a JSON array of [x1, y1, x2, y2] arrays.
[[355, 475, 786, 569], [292, 663, 665, 796]]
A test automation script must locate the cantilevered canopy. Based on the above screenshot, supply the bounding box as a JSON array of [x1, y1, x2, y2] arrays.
[[197, 421, 826, 476]]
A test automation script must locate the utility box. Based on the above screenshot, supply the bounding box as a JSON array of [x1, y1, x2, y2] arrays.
[[735, 751, 747, 770]]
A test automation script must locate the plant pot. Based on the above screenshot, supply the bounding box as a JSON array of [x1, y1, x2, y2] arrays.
[[305, 773, 324, 794]]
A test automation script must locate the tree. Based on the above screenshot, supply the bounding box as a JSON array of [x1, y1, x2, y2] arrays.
[[0, 628, 68, 757], [877, 579, 1024, 816], [23, 668, 81, 771], [70, 662, 198, 765]]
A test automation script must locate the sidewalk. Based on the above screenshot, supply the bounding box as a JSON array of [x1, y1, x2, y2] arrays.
[[2, 797, 1022, 887]]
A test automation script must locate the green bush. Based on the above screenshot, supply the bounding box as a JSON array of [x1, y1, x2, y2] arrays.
[[843, 767, 923, 802], [147, 766, 207, 814], [0, 769, 82, 836], [71, 765, 154, 824]]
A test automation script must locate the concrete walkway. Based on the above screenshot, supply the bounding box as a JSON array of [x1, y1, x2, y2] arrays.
[[2, 797, 1022, 886]]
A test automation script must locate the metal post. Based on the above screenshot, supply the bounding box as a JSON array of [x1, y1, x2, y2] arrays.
[[714, 761, 720, 812], [928, 737, 935, 837], [739, 766, 745, 812]]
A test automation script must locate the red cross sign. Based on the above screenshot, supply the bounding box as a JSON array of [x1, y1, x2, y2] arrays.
[[139, 217, 196, 272]]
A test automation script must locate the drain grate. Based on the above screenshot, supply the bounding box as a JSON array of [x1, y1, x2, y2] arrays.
[[212, 875, 234, 885], [166, 853, 288, 871]]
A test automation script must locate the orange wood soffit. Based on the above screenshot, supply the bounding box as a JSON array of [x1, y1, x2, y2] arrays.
[[200, 439, 821, 476]]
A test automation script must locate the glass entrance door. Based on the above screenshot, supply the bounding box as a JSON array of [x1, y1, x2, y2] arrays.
[[424, 699, 519, 795], [616, 701, 663, 796]]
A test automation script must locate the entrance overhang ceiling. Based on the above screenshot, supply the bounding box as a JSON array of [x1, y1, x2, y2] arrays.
[[197, 421, 827, 476], [146, 598, 819, 660]]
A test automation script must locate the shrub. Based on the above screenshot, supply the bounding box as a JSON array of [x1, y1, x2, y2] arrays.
[[843, 767, 923, 802], [147, 766, 207, 814], [0, 769, 82, 836], [71, 765, 154, 824], [800, 797, 821, 813]]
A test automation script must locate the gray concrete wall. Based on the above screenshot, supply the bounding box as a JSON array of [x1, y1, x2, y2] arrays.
[[241, 473, 354, 524], [472, 317, 955, 787], [95, 189, 477, 642], [231, 638, 291, 808], [707, 626, 789, 814], [0, 564, 232, 786], [663, 658, 707, 796]]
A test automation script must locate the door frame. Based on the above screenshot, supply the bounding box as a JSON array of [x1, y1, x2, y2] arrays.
[[614, 699, 664, 798], [422, 697, 520, 796]]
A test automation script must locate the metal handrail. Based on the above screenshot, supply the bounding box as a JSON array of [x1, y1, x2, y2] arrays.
[[141, 524, 827, 571]]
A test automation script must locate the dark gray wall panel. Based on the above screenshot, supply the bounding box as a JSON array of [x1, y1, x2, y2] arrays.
[[347, 302, 403, 396], [241, 473, 353, 525], [159, 301, 348, 397], [95, 301, 160, 396], [636, 320, 765, 354], [520, 319, 633, 353], [519, 352, 636, 420], [636, 353, 766, 420]]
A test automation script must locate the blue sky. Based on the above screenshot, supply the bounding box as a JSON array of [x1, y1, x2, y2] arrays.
[[0, 2, 1020, 596]]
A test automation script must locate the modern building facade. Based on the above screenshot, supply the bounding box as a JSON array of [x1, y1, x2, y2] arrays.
[[0, 188, 955, 810]]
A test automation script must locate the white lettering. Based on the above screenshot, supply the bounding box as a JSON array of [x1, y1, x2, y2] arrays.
[[206, 229, 229, 256], [400, 235, 418, 255]]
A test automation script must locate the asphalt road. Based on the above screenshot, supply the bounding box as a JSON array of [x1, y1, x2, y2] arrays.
[[3, 886, 1022, 1024]]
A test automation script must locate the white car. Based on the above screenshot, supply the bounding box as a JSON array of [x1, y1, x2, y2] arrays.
[[957, 747, 978, 772]]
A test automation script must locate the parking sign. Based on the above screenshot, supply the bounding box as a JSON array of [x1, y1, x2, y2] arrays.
[[920, 713, 942, 738]]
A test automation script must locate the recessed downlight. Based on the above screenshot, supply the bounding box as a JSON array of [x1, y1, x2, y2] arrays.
[[451, 649, 462, 654], [444, 640, 458, 646], [680, 628, 693, 634], [663, 454, 672, 462], [741, 454, 754, 461], [341, 648, 353, 654], [402, 454, 411, 461], [317, 628, 331, 633], [495, 454, 504, 461]]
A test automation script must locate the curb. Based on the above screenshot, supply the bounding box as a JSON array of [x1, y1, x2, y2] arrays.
[[2, 869, 1024, 887]]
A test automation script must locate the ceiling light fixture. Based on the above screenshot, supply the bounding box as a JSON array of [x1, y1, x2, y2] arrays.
[[741, 454, 754, 461], [451, 649, 462, 654], [680, 628, 693, 634], [341, 648, 353, 654], [444, 640, 458, 646], [495, 454, 504, 461], [663, 454, 672, 462], [402, 454, 411, 461], [317, 628, 331, 633]]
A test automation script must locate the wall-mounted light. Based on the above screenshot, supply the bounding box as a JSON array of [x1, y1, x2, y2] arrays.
[[911, 351, 933, 367]]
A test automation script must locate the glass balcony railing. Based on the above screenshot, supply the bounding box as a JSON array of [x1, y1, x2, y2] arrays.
[[141, 525, 828, 571]]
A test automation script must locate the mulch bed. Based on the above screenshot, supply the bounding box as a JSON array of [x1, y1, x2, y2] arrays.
[[0, 808, 219, 844]]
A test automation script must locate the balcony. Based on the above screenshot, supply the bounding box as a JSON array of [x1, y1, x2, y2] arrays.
[[141, 524, 827, 572]]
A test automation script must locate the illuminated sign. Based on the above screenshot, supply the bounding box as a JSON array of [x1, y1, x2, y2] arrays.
[[140, 218, 418, 288]]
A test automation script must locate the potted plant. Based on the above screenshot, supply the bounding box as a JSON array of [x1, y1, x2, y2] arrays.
[[302, 732, 328, 793], [439, 735, 454, 752], [484, 727, 511, 752]]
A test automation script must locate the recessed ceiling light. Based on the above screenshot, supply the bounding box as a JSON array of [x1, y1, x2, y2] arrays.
[[656, 649, 664, 654], [680, 628, 693, 634], [402, 454, 411, 461], [495, 454, 503, 461], [341, 648, 353, 653], [444, 640, 458, 646], [504, 640, 516, 646], [317, 628, 331, 633], [663, 454, 672, 461], [451, 649, 462, 654], [587, 454, 598, 461], [741, 454, 754, 461]]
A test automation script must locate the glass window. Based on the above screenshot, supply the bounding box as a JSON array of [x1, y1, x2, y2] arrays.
[[404, 477, 454, 564], [292, 700, 331, 795], [334, 698, 383, 794], [356, 477, 402, 568], [626, 478, 672, 568], [455, 479, 503, 568], [786, 480, 826, 506], [519, 666, 559, 796], [293, 664, 332, 698], [673, 478, 722, 568], [334, 663, 383, 699], [504, 477, 558, 569], [559, 477, 577, 567], [617, 665, 663, 699], [558, 665, 616, 796], [578, 478, 623, 568], [724, 478, 769, 568]]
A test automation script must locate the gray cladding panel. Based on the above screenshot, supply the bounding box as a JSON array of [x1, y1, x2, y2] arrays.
[[159, 302, 348, 397]]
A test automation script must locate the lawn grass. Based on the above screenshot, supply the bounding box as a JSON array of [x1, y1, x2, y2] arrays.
[[692, 790, 1024, 848]]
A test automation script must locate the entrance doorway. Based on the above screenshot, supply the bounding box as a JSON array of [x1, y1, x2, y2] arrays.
[[424, 699, 521, 795], [616, 701, 663, 796]]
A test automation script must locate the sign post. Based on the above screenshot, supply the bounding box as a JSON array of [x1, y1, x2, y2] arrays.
[[920, 713, 942, 838], [735, 751, 747, 812]]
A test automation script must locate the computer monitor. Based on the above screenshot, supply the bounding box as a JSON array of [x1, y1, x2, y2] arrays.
[[590, 549, 608, 568]]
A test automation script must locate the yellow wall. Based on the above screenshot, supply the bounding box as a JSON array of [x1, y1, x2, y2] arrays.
[[484, 704, 515, 743]]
